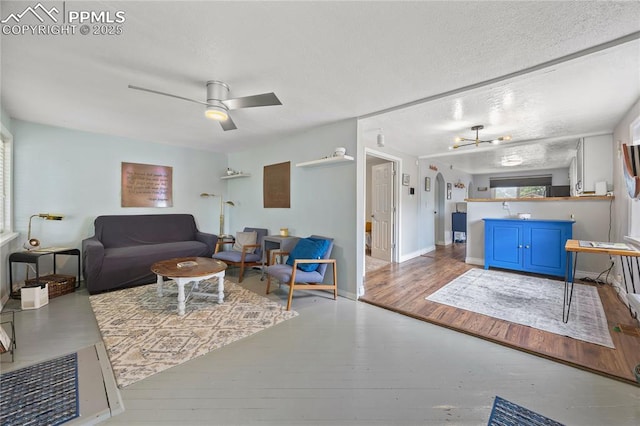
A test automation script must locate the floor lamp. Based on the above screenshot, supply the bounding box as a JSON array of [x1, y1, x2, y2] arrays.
[[200, 193, 235, 237]]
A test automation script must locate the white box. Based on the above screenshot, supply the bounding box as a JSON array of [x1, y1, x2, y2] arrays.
[[595, 181, 607, 195], [21, 284, 49, 310]]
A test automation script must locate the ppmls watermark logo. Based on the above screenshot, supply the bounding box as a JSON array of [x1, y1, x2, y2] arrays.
[[1, 2, 126, 36]]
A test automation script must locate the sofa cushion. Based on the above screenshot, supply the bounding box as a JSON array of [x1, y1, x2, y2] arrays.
[[98, 241, 211, 292], [104, 241, 208, 262], [96, 214, 198, 248]]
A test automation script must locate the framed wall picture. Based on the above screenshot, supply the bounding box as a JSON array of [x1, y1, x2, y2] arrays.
[[424, 177, 431, 191], [402, 173, 410, 186], [447, 182, 452, 199], [263, 161, 291, 208]]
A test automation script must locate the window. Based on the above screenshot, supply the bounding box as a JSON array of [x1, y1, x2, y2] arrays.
[[0, 124, 13, 235], [490, 175, 552, 199]]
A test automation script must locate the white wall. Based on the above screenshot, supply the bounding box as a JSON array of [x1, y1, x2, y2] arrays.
[[420, 159, 472, 248], [611, 97, 640, 307], [470, 167, 570, 198], [465, 199, 614, 275], [8, 120, 226, 286], [227, 119, 358, 299], [612, 98, 640, 242]]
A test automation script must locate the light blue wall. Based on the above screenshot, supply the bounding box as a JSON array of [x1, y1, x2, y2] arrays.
[[9, 120, 226, 284], [226, 119, 358, 299]]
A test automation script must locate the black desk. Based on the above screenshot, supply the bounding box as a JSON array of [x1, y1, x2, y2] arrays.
[[9, 248, 81, 297]]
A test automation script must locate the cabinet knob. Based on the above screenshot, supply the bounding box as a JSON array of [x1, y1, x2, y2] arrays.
[[525, 245, 530, 249], [518, 245, 523, 248]]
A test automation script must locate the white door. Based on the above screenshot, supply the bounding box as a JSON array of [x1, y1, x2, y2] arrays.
[[371, 162, 393, 261]]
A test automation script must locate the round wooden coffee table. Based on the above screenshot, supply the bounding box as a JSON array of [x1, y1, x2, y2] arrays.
[[151, 257, 227, 316]]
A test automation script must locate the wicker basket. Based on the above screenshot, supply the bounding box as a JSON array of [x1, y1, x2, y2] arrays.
[[24, 274, 76, 299]]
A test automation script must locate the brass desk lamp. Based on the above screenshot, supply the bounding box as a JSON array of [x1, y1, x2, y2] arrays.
[[25, 213, 64, 250]]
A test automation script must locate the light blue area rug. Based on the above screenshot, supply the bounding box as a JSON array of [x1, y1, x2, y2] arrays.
[[427, 268, 614, 348]]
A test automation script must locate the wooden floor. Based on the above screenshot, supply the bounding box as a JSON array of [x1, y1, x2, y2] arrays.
[[2, 270, 640, 424], [361, 244, 640, 386]]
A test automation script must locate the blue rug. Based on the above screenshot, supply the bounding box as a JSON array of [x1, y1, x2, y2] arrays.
[[0, 353, 79, 426], [488, 396, 564, 426]]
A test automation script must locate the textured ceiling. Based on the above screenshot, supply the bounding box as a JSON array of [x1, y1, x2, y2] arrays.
[[2, 1, 640, 173], [361, 39, 640, 173]]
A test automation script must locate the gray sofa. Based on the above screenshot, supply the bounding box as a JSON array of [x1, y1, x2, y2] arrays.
[[82, 214, 217, 294]]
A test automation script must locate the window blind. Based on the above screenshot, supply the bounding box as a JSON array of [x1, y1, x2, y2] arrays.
[[490, 175, 552, 188]]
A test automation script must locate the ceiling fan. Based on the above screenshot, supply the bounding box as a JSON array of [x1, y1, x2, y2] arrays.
[[128, 80, 282, 131]]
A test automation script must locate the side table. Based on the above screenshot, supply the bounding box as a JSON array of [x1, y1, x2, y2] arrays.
[[9, 248, 81, 298]]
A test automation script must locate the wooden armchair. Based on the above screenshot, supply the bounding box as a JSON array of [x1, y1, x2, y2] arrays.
[[212, 227, 268, 282], [265, 235, 337, 310]]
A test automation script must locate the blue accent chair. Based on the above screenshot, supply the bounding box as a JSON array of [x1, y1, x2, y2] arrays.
[[212, 227, 268, 282], [265, 235, 337, 310]]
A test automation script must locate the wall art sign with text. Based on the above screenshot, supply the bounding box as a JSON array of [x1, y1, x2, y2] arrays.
[[121, 162, 173, 207]]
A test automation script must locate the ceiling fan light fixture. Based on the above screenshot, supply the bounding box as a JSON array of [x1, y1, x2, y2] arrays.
[[205, 105, 228, 121]]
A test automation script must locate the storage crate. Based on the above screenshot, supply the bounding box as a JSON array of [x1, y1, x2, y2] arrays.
[[21, 284, 49, 310], [24, 274, 76, 299]]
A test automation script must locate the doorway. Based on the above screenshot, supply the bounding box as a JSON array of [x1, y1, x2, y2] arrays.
[[365, 150, 401, 265]]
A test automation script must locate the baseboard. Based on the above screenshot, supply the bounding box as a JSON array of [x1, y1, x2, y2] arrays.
[[465, 257, 484, 266], [423, 245, 436, 255], [0, 293, 8, 311], [338, 289, 357, 301], [399, 251, 424, 263], [574, 269, 617, 283]]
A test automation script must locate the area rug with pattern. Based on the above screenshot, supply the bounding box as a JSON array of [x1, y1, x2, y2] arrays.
[[488, 396, 564, 426], [0, 353, 79, 426], [90, 280, 298, 388], [426, 268, 614, 348]]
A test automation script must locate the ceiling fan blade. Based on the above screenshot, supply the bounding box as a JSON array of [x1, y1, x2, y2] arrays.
[[223, 92, 281, 110], [220, 115, 237, 131], [128, 85, 209, 107]]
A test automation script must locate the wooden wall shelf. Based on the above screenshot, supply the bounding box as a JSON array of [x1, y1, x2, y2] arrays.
[[220, 173, 251, 180], [296, 155, 354, 168]]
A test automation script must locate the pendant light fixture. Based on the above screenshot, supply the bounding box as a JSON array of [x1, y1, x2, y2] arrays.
[[450, 125, 511, 150]]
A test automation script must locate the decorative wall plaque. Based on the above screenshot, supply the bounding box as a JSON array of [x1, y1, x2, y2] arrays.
[[263, 161, 290, 208], [121, 162, 173, 207]]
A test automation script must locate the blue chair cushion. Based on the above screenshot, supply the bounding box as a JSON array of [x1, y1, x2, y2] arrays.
[[213, 251, 261, 263], [266, 264, 324, 283], [286, 237, 330, 272]]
